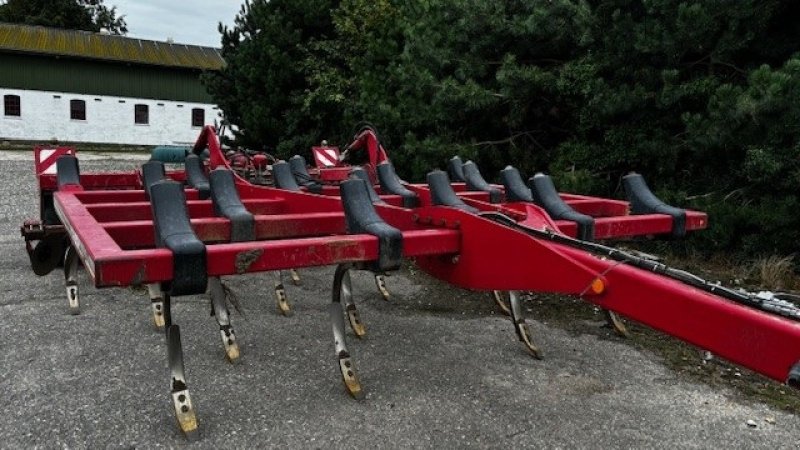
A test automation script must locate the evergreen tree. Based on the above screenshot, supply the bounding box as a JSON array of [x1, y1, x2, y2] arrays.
[[0, 0, 127, 34], [207, 0, 800, 256]]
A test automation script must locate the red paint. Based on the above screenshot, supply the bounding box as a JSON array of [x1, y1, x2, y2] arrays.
[[37, 127, 800, 388]]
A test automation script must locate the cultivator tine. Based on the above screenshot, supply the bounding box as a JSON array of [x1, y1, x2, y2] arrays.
[[338, 265, 366, 337], [491, 291, 511, 316], [166, 323, 198, 440], [147, 283, 166, 330], [374, 274, 390, 301], [331, 263, 365, 399], [209, 277, 240, 362], [507, 291, 542, 359], [603, 310, 629, 337], [289, 268, 301, 286], [275, 271, 292, 316], [63, 244, 79, 315]]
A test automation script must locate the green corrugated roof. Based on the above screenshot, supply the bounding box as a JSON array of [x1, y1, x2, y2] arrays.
[[0, 23, 224, 70]]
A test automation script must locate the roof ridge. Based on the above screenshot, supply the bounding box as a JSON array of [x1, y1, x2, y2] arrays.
[[0, 22, 224, 70]]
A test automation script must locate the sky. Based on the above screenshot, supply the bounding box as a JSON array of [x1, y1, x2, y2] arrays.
[[110, 0, 243, 47]]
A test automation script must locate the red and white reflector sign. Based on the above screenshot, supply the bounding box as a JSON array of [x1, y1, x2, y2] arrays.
[[34, 145, 76, 175], [312, 146, 341, 169]]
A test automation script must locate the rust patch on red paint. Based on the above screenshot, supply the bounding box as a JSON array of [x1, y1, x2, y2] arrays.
[[325, 239, 366, 261], [198, 222, 229, 243], [235, 249, 263, 274], [130, 265, 146, 287]]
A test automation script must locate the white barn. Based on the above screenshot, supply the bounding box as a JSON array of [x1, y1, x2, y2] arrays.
[[0, 23, 225, 146]]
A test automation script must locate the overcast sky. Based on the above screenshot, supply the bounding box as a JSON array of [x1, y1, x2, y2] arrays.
[[110, 0, 243, 47]]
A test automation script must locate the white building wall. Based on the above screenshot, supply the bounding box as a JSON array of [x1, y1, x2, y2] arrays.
[[0, 88, 222, 146]]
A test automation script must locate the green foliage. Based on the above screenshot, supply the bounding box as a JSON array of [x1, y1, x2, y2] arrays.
[[208, 0, 800, 257], [0, 0, 127, 34], [202, 0, 339, 156]]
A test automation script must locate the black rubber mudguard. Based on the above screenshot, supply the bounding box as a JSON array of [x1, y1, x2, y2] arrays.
[[141, 161, 166, 200], [462, 161, 501, 203], [500, 166, 533, 202], [427, 170, 478, 213], [529, 173, 594, 241], [447, 156, 466, 182], [185, 155, 211, 200], [350, 167, 385, 205], [340, 178, 403, 272], [622, 173, 687, 238], [209, 169, 255, 242], [149, 180, 207, 296], [788, 361, 800, 388], [376, 161, 418, 208], [56, 155, 80, 189], [272, 161, 301, 191], [289, 155, 323, 194]]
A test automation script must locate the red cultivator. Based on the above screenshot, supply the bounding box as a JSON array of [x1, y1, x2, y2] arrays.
[[20, 125, 800, 438]]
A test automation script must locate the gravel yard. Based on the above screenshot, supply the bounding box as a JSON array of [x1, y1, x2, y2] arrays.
[[1, 152, 798, 448]]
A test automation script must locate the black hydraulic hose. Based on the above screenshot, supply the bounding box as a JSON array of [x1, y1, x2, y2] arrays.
[[479, 212, 800, 321]]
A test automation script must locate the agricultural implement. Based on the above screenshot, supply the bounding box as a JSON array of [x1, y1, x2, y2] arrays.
[[20, 125, 800, 439]]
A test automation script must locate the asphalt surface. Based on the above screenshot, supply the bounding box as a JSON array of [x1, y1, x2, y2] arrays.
[[1, 151, 799, 448]]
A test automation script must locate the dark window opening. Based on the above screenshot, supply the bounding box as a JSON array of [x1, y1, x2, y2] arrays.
[[135, 104, 149, 125], [70, 99, 86, 120], [4, 95, 21, 117], [191, 108, 205, 127]]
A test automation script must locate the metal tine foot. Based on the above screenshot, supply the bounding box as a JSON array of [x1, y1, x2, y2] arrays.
[[491, 291, 511, 316], [337, 265, 366, 338], [507, 291, 542, 359], [166, 324, 199, 440], [209, 277, 240, 362], [64, 245, 80, 315], [603, 309, 629, 337], [289, 269, 301, 286], [331, 264, 365, 399], [374, 274, 390, 301], [147, 284, 166, 330], [275, 271, 292, 316]]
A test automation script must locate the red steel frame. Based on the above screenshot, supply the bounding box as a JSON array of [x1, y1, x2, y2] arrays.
[[44, 125, 800, 387]]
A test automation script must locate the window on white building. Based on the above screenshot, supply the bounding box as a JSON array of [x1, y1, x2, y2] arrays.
[[4, 95, 21, 117], [70, 99, 86, 120], [135, 104, 149, 124], [191, 108, 205, 127]]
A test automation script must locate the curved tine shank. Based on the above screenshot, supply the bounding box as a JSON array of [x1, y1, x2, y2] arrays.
[[331, 263, 365, 399]]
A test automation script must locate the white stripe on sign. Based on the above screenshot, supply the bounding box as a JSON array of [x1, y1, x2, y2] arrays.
[[316, 151, 336, 167], [40, 149, 58, 174]]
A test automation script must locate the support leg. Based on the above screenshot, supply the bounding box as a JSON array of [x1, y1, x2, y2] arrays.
[[275, 271, 292, 316], [209, 277, 241, 362], [331, 263, 365, 399], [507, 291, 542, 359], [167, 324, 198, 439], [491, 290, 511, 316], [147, 284, 166, 330], [289, 269, 301, 286], [64, 244, 79, 315], [374, 274, 390, 301], [339, 265, 366, 338]]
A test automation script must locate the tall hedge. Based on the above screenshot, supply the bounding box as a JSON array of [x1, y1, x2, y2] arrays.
[[205, 0, 800, 256]]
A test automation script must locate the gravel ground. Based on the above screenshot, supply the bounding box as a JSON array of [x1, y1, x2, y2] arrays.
[[1, 150, 799, 449]]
